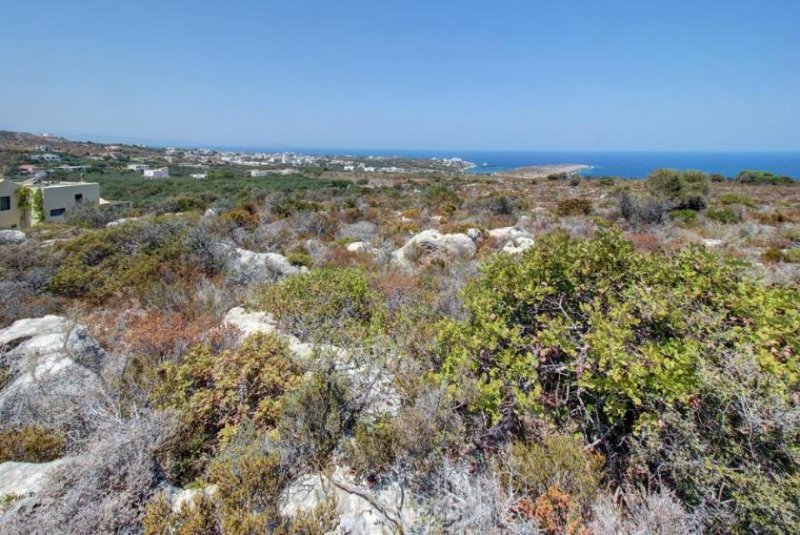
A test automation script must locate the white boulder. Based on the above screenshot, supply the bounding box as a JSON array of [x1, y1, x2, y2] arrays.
[[0, 316, 106, 433], [502, 236, 535, 255], [281, 467, 415, 535], [346, 241, 379, 256], [0, 460, 64, 498], [487, 226, 533, 242], [0, 230, 26, 244], [231, 247, 307, 281], [391, 230, 476, 269]]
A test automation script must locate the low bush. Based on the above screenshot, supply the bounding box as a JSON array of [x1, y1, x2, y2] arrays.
[[618, 191, 665, 225], [645, 169, 710, 210], [154, 333, 302, 482], [257, 267, 381, 341], [48, 219, 205, 303], [669, 209, 699, 226], [719, 193, 757, 207], [737, 170, 793, 185], [705, 207, 742, 224], [0, 425, 65, 462], [437, 230, 800, 441], [556, 198, 592, 216]]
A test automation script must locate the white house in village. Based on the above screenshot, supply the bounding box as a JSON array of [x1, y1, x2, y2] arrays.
[[126, 163, 150, 172], [143, 167, 170, 179], [30, 153, 61, 162], [0, 178, 102, 228]]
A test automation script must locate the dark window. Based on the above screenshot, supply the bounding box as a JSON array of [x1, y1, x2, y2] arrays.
[[49, 208, 66, 217], [75, 193, 84, 205], [0, 196, 9, 211]]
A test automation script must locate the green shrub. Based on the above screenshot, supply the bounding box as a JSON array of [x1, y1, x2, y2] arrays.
[[144, 429, 337, 534], [49, 219, 192, 302], [719, 193, 756, 207], [437, 230, 800, 436], [154, 333, 302, 481], [669, 209, 698, 226], [645, 169, 710, 209], [556, 198, 592, 216], [632, 351, 800, 534], [736, 170, 793, 185], [0, 425, 65, 463], [705, 207, 741, 224], [500, 435, 604, 510], [424, 184, 462, 216], [782, 248, 800, 263], [285, 251, 313, 268], [258, 267, 380, 341]]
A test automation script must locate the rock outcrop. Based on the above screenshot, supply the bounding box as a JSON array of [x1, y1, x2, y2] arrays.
[[0, 316, 106, 434], [488, 225, 535, 255], [0, 230, 26, 244], [346, 241, 379, 256], [391, 230, 477, 269], [0, 460, 64, 498], [230, 247, 307, 281], [281, 467, 415, 535]]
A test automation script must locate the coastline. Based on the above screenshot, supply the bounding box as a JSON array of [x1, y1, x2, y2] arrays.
[[492, 163, 591, 179]]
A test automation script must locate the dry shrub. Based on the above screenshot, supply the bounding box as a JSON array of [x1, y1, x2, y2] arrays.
[[122, 309, 218, 363], [0, 425, 65, 463], [500, 436, 604, 513], [557, 198, 592, 217], [628, 232, 661, 252], [0, 410, 178, 535]]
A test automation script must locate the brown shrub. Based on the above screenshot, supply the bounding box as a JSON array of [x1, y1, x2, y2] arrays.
[[557, 198, 592, 216], [0, 425, 65, 463]]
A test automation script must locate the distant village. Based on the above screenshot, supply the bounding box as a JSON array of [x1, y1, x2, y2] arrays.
[[0, 131, 473, 230]]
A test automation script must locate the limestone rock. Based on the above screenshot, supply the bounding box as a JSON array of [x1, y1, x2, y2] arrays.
[[0, 460, 64, 498], [391, 230, 476, 269], [0, 316, 106, 433], [346, 241, 379, 256], [502, 236, 535, 255], [281, 467, 415, 535], [0, 230, 26, 244], [230, 247, 307, 281], [487, 226, 533, 242]]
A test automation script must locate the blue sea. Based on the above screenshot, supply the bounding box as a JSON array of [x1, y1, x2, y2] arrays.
[[210, 145, 800, 179]]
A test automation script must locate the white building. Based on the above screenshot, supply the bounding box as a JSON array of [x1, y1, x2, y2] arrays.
[[143, 167, 170, 179], [250, 170, 270, 177], [126, 163, 150, 172], [190, 173, 207, 179], [31, 153, 61, 162]]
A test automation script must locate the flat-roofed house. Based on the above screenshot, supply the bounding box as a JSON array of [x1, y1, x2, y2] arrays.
[[38, 182, 101, 222], [0, 179, 25, 229]]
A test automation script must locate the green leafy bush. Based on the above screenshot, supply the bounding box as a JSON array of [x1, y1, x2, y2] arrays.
[[645, 169, 710, 210], [437, 230, 800, 437], [258, 267, 381, 341]]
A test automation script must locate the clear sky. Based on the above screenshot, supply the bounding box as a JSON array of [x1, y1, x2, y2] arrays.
[[0, 0, 798, 151]]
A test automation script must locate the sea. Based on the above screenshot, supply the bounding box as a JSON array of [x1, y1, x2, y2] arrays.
[[211, 146, 800, 179]]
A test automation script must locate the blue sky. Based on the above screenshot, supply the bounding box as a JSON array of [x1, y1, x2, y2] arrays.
[[0, 0, 798, 150]]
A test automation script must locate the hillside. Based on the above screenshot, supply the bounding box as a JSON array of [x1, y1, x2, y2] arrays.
[[0, 161, 799, 534]]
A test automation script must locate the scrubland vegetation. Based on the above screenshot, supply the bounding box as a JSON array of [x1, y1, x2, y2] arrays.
[[1, 168, 799, 534]]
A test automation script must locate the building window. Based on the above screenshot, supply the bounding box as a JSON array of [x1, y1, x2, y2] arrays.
[[0, 196, 10, 211], [75, 193, 84, 205], [49, 208, 66, 217]]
